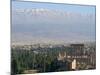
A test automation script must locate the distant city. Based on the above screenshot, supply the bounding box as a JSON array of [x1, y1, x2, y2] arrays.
[[11, 42, 96, 74], [11, 1, 96, 75]]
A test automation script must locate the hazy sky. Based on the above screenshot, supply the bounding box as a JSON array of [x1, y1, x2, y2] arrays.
[[12, 1, 95, 14], [12, 1, 96, 44]]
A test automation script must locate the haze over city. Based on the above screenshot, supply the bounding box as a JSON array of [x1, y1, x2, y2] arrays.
[[11, 1, 96, 74]]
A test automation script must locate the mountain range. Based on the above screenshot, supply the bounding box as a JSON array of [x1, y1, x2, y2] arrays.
[[11, 8, 95, 45]]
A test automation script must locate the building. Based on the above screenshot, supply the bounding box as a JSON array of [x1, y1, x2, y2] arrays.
[[70, 44, 84, 56]]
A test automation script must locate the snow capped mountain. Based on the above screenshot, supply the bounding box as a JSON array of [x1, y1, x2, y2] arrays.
[[11, 8, 95, 45]]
